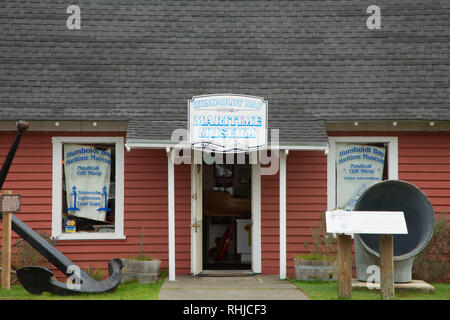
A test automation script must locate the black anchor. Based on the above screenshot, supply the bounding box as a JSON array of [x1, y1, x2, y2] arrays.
[[0, 121, 123, 295]]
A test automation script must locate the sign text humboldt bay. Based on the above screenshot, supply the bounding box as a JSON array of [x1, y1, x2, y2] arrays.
[[188, 94, 267, 153]]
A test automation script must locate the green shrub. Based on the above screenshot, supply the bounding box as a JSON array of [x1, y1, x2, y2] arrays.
[[83, 266, 104, 281], [129, 254, 153, 261], [11, 233, 58, 269], [295, 253, 336, 261], [301, 212, 337, 260], [5, 233, 58, 285], [412, 215, 449, 283]]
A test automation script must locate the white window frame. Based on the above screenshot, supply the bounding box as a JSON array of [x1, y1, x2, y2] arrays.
[[51, 137, 125, 240], [327, 136, 398, 210]]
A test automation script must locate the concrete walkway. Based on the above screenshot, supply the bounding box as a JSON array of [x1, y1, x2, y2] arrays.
[[158, 275, 309, 300]]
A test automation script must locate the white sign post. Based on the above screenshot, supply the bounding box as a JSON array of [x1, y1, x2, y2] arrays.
[[326, 209, 408, 300], [188, 94, 268, 153]]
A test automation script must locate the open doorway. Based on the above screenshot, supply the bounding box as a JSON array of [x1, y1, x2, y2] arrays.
[[202, 155, 252, 270]]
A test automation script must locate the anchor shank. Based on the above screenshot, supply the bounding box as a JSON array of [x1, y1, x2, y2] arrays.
[[8, 213, 78, 276]]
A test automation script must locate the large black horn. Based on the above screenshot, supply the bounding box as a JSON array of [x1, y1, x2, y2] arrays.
[[354, 180, 435, 283]]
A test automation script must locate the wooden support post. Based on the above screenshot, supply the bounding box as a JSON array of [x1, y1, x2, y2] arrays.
[[1, 190, 15, 290], [1, 212, 12, 290], [379, 234, 394, 300], [337, 234, 352, 299]]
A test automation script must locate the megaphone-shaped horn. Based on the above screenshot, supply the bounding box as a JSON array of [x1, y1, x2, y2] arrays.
[[354, 180, 435, 283]]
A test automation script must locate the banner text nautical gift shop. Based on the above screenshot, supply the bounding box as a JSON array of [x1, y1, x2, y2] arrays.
[[336, 144, 386, 210], [64, 144, 112, 222]]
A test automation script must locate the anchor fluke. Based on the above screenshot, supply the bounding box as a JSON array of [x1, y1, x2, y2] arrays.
[[15, 266, 53, 295], [16, 258, 123, 296]]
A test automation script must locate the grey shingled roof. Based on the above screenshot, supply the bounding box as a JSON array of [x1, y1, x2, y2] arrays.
[[0, 0, 449, 144]]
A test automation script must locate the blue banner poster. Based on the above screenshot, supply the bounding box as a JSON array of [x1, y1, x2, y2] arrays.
[[336, 144, 386, 210], [64, 144, 111, 221]]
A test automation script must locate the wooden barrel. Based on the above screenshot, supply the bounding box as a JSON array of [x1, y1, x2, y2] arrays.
[[120, 258, 161, 284]]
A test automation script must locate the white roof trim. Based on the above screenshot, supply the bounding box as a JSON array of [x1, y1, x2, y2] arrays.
[[125, 140, 329, 152]]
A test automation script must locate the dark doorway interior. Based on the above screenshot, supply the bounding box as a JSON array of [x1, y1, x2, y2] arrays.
[[202, 155, 252, 270]]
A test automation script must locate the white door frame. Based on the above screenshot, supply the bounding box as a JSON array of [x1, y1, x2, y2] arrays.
[[251, 160, 262, 273], [190, 162, 203, 275], [167, 148, 176, 281], [279, 150, 287, 279], [190, 157, 262, 274]]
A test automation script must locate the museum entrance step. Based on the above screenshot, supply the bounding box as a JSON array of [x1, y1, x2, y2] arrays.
[[197, 269, 255, 277], [158, 275, 310, 300]]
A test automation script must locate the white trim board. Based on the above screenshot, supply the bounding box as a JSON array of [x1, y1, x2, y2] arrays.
[[125, 140, 328, 152], [279, 150, 287, 279], [251, 161, 262, 274], [51, 136, 125, 240], [327, 136, 398, 211], [167, 149, 176, 281]]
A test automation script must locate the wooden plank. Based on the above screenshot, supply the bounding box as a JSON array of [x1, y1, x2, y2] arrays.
[[400, 164, 450, 173], [285, 172, 327, 180], [337, 234, 352, 299], [400, 172, 450, 180], [380, 234, 395, 300], [398, 148, 450, 157], [399, 156, 450, 164]]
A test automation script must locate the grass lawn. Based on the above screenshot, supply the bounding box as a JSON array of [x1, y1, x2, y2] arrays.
[[292, 280, 450, 300], [0, 271, 167, 300]]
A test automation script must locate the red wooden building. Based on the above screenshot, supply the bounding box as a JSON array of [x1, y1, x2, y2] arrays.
[[0, 1, 448, 281]]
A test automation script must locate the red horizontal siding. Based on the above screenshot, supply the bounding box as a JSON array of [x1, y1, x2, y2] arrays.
[[261, 167, 279, 275], [398, 133, 450, 214], [260, 150, 328, 278], [0, 131, 191, 280], [286, 151, 327, 278], [174, 163, 191, 275]]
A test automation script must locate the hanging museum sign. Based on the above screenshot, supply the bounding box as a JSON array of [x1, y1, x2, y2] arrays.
[[188, 94, 268, 153], [336, 144, 386, 210], [64, 144, 112, 222]]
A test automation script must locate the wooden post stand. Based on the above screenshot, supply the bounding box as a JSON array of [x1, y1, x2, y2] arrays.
[[327, 210, 407, 301], [1, 190, 13, 290], [1, 211, 11, 290], [337, 234, 352, 299], [379, 234, 394, 300], [1, 190, 21, 290]]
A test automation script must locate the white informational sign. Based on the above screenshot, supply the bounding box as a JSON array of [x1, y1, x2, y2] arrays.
[[325, 210, 408, 235], [64, 144, 112, 222], [336, 144, 386, 210], [188, 94, 267, 153]]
